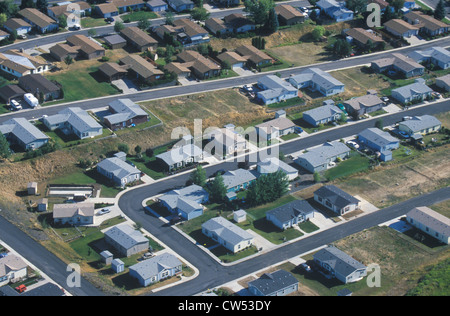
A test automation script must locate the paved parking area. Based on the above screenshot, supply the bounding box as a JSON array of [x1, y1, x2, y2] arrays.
[[111, 79, 139, 94]]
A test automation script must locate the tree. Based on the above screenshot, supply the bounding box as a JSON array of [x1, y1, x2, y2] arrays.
[[134, 145, 142, 156], [390, 0, 405, 13], [64, 55, 73, 66], [137, 18, 151, 30], [0, 0, 19, 19], [209, 173, 227, 203], [265, 8, 279, 33], [244, 0, 275, 27], [246, 170, 289, 206], [118, 143, 129, 154], [333, 39, 352, 57], [346, 0, 368, 14], [36, 0, 48, 13], [311, 25, 325, 41], [58, 14, 67, 29], [165, 11, 175, 25], [114, 21, 125, 32], [0, 13, 7, 28], [190, 7, 210, 21], [190, 165, 207, 187], [0, 133, 11, 159], [434, 0, 446, 21], [313, 172, 321, 183], [375, 118, 384, 130], [20, 0, 35, 10]]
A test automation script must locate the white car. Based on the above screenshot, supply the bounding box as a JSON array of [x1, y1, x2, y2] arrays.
[[10, 100, 22, 111], [97, 208, 111, 216], [346, 141, 359, 149]]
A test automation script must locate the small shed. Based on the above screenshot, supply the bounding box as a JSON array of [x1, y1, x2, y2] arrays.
[[27, 182, 38, 195], [100, 250, 113, 265], [37, 198, 48, 212], [103, 34, 127, 50], [379, 150, 393, 162], [114, 151, 127, 161], [233, 209, 247, 223], [275, 110, 286, 118], [112, 258, 125, 273]]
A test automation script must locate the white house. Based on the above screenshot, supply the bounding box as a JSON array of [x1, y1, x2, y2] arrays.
[[0, 255, 28, 287], [406, 206, 450, 245]]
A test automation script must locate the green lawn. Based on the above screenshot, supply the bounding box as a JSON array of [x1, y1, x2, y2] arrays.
[[122, 11, 158, 22], [126, 144, 172, 180], [325, 152, 372, 181], [280, 133, 300, 141], [204, 69, 239, 81], [80, 17, 108, 28]]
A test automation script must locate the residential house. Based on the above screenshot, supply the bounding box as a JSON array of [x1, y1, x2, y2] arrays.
[[0, 85, 26, 105], [164, 62, 191, 79], [401, 0, 417, 13], [205, 125, 248, 158], [371, 53, 425, 78], [156, 143, 204, 171], [383, 19, 419, 38], [257, 157, 298, 181], [344, 28, 385, 49], [49, 43, 80, 62], [223, 13, 255, 33], [205, 18, 233, 36], [42, 107, 103, 140], [391, 78, 433, 105], [248, 270, 299, 296], [158, 184, 209, 220], [256, 75, 298, 105], [302, 104, 343, 127], [66, 34, 106, 60], [0, 255, 28, 287], [0, 50, 49, 78], [0, 31, 9, 42], [172, 18, 210, 46], [47, 1, 92, 22], [398, 115, 442, 136], [295, 141, 351, 173], [98, 62, 128, 82], [19, 8, 59, 34], [119, 54, 164, 84], [288, 68, 345, 97], [129, 253, 182, 287], [52, 202, 95, 225], [109, 0, 146, 13], [94, 3, 119, 18], [316, 0, 354, 22], [235, 45, 272, 68], [3, 18, 32, 37], [343, 93, 385, 117], [275, 5, 305, 26], [222, 168, 257, 200], [313, 245, 367, 284], [103, 34, 127, 50], [104, 224, 149, 257], [404, 11, 449, 37], [97, 156, 142, 187], [408, 47, 450, 70], [146, 0, 168, 12], [406, 206, 450, 245], [103, 98, 149, 130], [18, 74, 61, 102], [255, 115, 296, 140], [357, 127, 399, 161], [202, 216, 254, 253], [314, 185, 360, 216], [216, 0, 240, 7], [266, 199, 315, 230], [175, 50, 221, 80], [120, 27, 158, 52], [435, 74, 450, 92], [0, 118, 49, 151], [368, 0, 390, 12], [216, 51, 247, 69], [166, 0, 194, 12]]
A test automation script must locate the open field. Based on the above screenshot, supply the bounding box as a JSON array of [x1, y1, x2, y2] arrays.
[[266, 42, 333, 68]]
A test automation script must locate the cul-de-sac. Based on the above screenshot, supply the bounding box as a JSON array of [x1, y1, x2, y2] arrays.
[[0, 0, 449, 298]]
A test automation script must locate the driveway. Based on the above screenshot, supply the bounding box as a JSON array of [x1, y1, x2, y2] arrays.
[[111, 78, 139, 94], [233, 67, 254, 77]]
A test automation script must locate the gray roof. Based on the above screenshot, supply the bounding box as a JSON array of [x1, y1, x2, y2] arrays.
[[156, 144, 203, 166], [295, 141, 350, 168], [45, 107, 102, 134], [248, 269, 298, 296], [202, 216, 254, 246], [105, 99, 148, 125], [97, 157, 141, 180], [105, 224, 148, 250], [358, 128, 399, 148], [167, 0, 193, 7], [399, 115, 441, 133], [159, 184, 208, 211], [408, 47, 450, 65], [222, 168, 257, 190], [289, 68, 344, 91], [267, 199, 316, 224], [129, 253, 182, 280], [302, 104, 343, 122], [314, 185, 360, 209], [391, 79, 433, 100], [255, 117, 296, 134], [407, 206, 450, 237], [0, 118, 49, 145], [103, 34, 127, 46], [257, 157, 298, 175], [257, 75, 297, 100], [147, 0, 167, 7], [314, 246, 366, 277]]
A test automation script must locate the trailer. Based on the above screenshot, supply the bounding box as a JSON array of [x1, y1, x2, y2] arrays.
[[24, 93, 39, 108]]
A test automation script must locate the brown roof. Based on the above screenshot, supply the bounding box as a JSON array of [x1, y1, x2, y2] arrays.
[[205, 17, 227, 33], [120, 26, 158, 48], [404, 11, 449, 32], [384, 19, 419, 35], [19, 8, 57, 29], [95, 3, 118, 14], [119, 54, 163, 79], [99, 62, 129, 77], [368, 0, 389, 9], [4, 18, 31, 31], [275, 5, 304, 21], [235, 45, 272, 64], [176, 50, 220, 74], [110, 0, 145, 7], [164, 62, 191, 75], [173, 18, 208, 38], [0, 49, 47, 75], [217, 51, 247, 65], [223, 13, 254, 29], [50, 43, 80, 59], [345, 28, 385, 45], [48, 1, 91, 17], [67, 34, 105, 55]]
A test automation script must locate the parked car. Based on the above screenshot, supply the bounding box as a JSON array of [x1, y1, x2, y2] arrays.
[[346, 140, 359, 149], [170, 215, 181, 225], [18, 34, 27, 39], [398, 131, 409, 138], [15, 284, 27, 293], [72, 24, 81, 30], [97, 208, 111, 215], [300, 263, 312, 273], [381, 96, 389, 102], [105, 17, 114, 23], [10, 99, 22, 111]]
